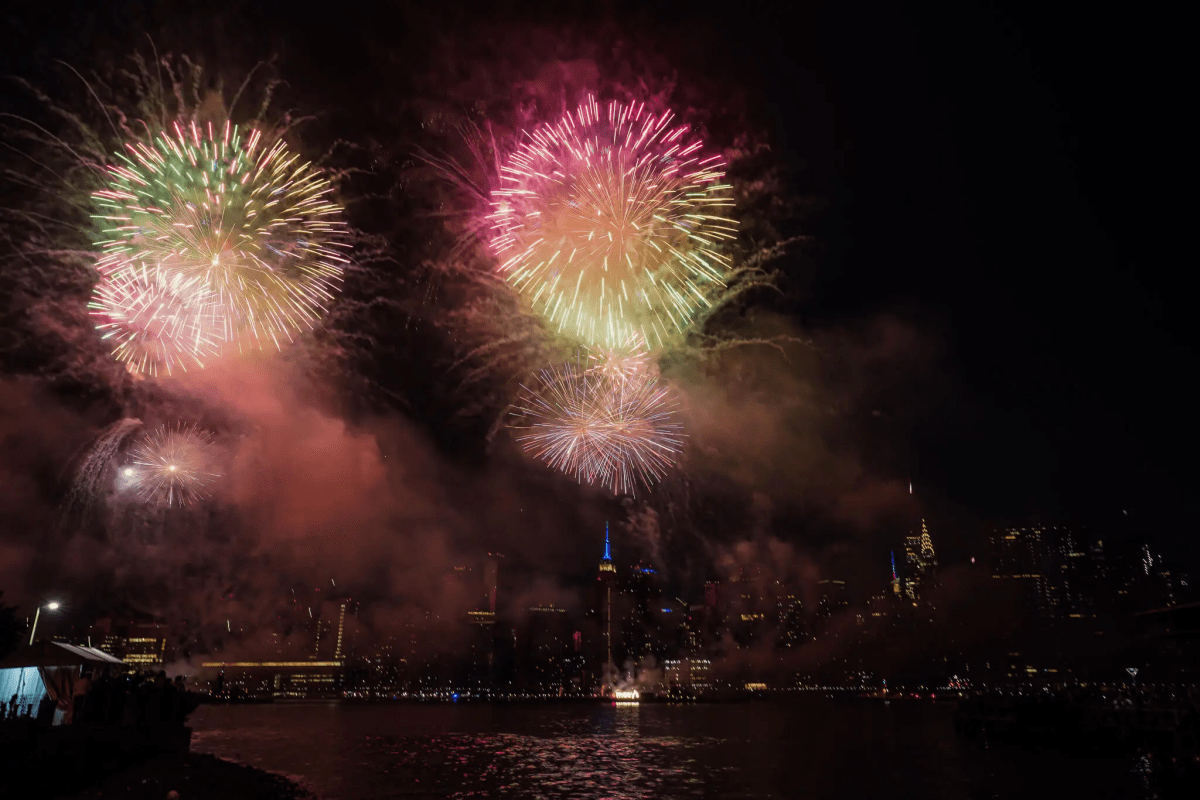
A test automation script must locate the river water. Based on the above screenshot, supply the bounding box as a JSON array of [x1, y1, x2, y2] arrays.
[[190, 700, 1152, 799]]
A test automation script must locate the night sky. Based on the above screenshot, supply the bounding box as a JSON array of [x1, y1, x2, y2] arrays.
[[0, 0, 1193, 626]]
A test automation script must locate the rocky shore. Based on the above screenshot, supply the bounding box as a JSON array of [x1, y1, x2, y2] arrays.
[[53, 753, 314, 800]]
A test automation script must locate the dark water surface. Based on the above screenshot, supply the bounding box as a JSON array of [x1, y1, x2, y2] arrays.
[[190, 700, 1150, 799]]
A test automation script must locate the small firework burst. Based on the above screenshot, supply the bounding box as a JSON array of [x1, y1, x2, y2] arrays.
[[91, 120, 347, 373], [586, 332, 651, 385], [124, 424, 220, 507], [510, 359, 684, 495], [489, 96, 736, 350]]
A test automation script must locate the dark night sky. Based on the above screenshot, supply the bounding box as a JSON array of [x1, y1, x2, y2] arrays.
[[739, 1, 1193, 560], [1, 0, 1195, 608]]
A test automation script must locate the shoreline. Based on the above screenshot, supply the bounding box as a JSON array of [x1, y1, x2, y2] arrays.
[[55, 752, 314, 800]]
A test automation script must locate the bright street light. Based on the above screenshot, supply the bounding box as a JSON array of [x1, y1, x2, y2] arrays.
[[29, 601, 61, 645]]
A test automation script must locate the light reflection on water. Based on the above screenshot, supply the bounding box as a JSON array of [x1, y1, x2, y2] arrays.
[[190, 700, 1148, 800]]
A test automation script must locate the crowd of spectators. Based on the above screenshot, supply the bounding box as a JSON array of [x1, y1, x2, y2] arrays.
[[2, 669, 199, 727]]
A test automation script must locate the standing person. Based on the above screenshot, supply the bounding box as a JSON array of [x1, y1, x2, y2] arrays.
[[172, 677, 186, 722], [72, 670, 92, 725]]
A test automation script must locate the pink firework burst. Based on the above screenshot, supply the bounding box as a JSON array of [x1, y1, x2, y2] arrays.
[[489, 96, 736, 350]]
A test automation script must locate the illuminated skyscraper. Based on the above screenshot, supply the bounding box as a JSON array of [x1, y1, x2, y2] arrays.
[[902, 484, 938, 600], [315, 598, 359, 660], [987, 525, 1056, 616], [704, 581, 719, 610], [596, 523, 616, 680], [485, 553, 503, 614]]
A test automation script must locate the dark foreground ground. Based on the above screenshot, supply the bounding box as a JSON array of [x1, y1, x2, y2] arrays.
[[50, 753, 311, 800]]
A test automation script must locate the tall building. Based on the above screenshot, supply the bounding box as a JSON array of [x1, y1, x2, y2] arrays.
[[315, 598, 359, 661], [596, 523, 617, 681], [1048, 527, 1095, 618], [901, 484, 938, 600], [466, 607, 496, 696], [776, 590, 805, 650], [620, 560, 664, 661], [484, 553, 504, 614], [817, 580, 850, 617], [988, 525, 1056, 617], [88, 618, 175, 667], [520, 603, 572, 695]]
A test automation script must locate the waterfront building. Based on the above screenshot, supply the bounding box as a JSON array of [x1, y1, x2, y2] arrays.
[[620, 558, 665, 662], [520, 602, 575, 695], [87, 618, 175, 666], [663, 657, 713, 695], [201, 660, 344, 699]]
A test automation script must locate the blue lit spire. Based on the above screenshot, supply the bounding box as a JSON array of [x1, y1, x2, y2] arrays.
[[599, 523, 616, 574], [891, 551, 898, 581]]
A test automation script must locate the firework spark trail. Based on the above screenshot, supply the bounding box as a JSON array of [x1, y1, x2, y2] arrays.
[[90, 119, 348, 374], [510, 359, 684, 495], [124, 423, 220, 507], [489, 96, 736, 351], [62, 418, 144, 521]]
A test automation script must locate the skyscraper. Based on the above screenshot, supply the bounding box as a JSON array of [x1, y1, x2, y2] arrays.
[[988, 525, 1055, 617], [315, 598, 359, 660], [902, 485, 938, 600], [596, 522, 616, 682], [484, 553, 503, 614]]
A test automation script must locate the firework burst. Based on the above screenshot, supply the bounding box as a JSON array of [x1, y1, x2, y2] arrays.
[[488, 96, 737, 350], [123, 424, 220, 507], [586, 332, 651, 385], [510, 359, 684, 495], [88, 268, 226, 376], [91, 119, 347, 373]]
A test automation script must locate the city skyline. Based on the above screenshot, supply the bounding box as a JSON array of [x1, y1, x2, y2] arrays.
[[0, 2, 1193, 798], [17, 512, 1194, 701]]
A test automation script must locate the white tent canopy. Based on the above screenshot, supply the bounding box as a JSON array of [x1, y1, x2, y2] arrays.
[[0, 641, 125, 669]]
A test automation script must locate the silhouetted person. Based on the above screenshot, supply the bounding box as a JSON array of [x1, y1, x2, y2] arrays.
[[73, 670, 92, 724], [172, 677, 186, 722], [36, 694, 56, 725], [161, 676, 177, 723]]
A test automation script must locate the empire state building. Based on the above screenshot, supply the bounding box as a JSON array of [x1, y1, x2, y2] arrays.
[[596, 523, 616, 681]]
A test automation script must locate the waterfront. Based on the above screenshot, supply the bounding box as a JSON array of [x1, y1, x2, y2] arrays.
[[190, 700, 1154, 799]]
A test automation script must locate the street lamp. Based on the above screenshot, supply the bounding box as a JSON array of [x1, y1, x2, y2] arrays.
[[28, 601, 60, 645]]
